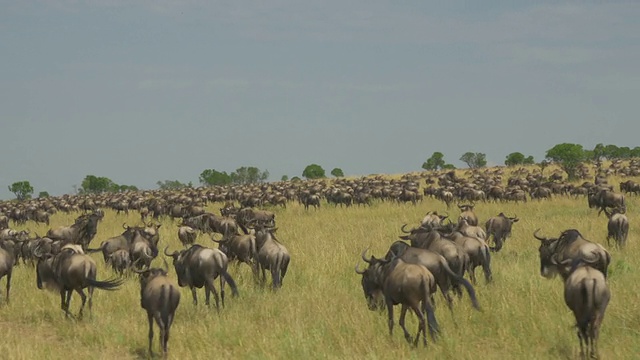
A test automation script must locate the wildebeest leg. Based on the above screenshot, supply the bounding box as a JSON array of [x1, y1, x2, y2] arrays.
[[398, 305, 412, 344], [468, 267, 477, 285], [88, 286, 94, 317], [147, 312, 155, 357], [205, 278, 220, 311], [386, 298, 395, 337], [64, 290, 73, 318], [410, 304, 427, 347], [191, 287, 198, 306], [5, 270, 11, 304], [153, 313, 166, 357], [271, 268, 280, 289], [76, 289, 87, 319]]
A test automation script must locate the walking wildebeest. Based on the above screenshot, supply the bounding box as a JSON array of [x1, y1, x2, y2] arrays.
[[34, 244, 123, 318], [603, 208, 629, 249], [164, 244, 238, 310], [134, 262, 181, 357], [485, 213, 519, 252], [533, 229, 611, 279], [254, 226, 290, 289], [355, 252, 440, 347], [0, 239, 16, 303]]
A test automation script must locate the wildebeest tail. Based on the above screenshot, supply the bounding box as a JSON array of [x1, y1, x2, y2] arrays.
[[221, 269, 239, 297], [577, 278, 596, 332], [440, 258, 480, 310], [159, 284, 172, 332], [86, 277, 124, 290], [421, 277, 439, 341]]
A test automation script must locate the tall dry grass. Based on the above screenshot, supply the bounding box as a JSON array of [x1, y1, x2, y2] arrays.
[[1, 176, 639, 359]]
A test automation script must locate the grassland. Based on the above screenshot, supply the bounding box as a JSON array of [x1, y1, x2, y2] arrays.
[[1, 172, 639, 359]]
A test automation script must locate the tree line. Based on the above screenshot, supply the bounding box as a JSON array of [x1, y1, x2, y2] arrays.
[[5, 143, 639, 200]]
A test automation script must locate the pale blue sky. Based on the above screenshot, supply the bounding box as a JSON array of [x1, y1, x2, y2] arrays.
[[1, 1, 639, 199]]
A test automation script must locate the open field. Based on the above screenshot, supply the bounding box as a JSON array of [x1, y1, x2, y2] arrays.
[[1, 172, 640, 359]]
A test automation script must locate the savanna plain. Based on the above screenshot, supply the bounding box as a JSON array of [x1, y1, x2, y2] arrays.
[[1, 168, 639, 360]]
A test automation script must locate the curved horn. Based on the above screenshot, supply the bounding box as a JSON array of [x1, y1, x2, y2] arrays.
[[361, 247, 373, 264], [400, 224, 413, 234], [162, 257, 169, 272], [355, 261, 365, 274], [163, 246, 177, 258], [122, 222, 128, 230], [533, 229, 548, 241]]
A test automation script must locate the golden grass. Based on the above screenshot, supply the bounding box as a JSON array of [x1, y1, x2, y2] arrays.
[[1, 176, 639, 359]]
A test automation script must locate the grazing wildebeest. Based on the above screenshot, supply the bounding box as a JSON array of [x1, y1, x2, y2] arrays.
[[164, 244, 238, 310], [134, 263, 181, 357], [302, 194, 321, 210], [35, 244, 123, 318], [254, 226, 290, 289], [485, 213, 519, 252], [355, 253, 439, 347], [0, 239, 16, 303], [587, 189, 625, 216], [603, 208, 629, 249], [533, 229, 611, 279]]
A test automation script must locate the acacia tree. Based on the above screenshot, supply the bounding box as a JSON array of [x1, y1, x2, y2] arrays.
[[230, 166, 269, 185], [8, 181, 34, 200], [460, 152, 487, 168], [330, 168, 344, 177], [422, 152, 455, 171], [199, 169, 232, 186], [504, 152, 535, 166], [302, 164, 325, 179], [545, 143, 586, 180]]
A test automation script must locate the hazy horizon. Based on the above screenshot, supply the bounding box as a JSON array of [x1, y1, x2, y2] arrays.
[[1, 1, 639, 200]]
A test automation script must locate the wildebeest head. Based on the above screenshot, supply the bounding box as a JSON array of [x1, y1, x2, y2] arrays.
[[533, 229, 559, 278], [133, 258, 169, 288], [355, 248, 387, 311], [164, 246, 196, 287]]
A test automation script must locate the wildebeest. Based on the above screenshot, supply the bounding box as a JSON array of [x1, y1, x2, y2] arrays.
[[485, 213, 519, 252], [0, 239, 16, 303], [254, 226, 290, 289], [211, 227, 258, 277], [177, 226, 197, 247], [134, 263, 181, 357], [562, 262, 610, 359], [533, 229, 611, 279], [442, 228, 492, 284], [35, 244, 123, 318], [355, 253, 439, 347], [587, 189, 625, 216], [457, 204, 478, 226], [164, 244, 238, 309], [109, 249, 132, 276], [420, 211, 448, 229], [46, 212, 102, 249], [381, 243, 480, 313], [603, 208, 629, 249]]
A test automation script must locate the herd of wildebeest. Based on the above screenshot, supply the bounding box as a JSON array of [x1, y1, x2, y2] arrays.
[[0, 160, 638, 358]]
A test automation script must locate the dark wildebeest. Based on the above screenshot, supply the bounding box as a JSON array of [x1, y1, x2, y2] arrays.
[[441, 227, 492, 284], [0, 239, 16, 303], [134, 262, 181, 357], [46, 212, 102, 250], [35, 244, 123, 318], [164, 244, 238, 310], [533, 229, 611, 279], [177, 226, 197, 247], [587, 189, 625, 216], [211, 225, 258, 277], [603, 208, 629, 249], [254, 226, 290, 289], [562, 262, 610, 359], [457, 204, 478, 226], [485, 213, 519, 252], [355, 253, 439, 347], [87, 224, 145, 264], [109, 249, 132, 276], [380, 243, 480, 314], [302, 194, 321, 210]]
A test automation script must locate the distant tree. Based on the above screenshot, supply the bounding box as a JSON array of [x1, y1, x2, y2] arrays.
[[114, 184, 138, 192], [505, 152, 535, 166], [290, 176, 302, 182], [199, 169, 232, 186], [302, 164, 326, 179], [157, 180, 191, 190], [632, 147, 640, 158], [8, 181, 34, 200], [442, 163, 456, 170], [459, 152, 487, 168], [81, 175, 115, 194], [230, 166, 269, 185], [421, 152, 454, 171], [38, 191, 50, 198], [545, 143, 586, 180], [281, 175, 289, 181], [330, 168, 344, 177]]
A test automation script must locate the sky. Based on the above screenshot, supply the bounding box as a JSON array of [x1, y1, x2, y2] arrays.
[[1, 1, 639, 199]]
